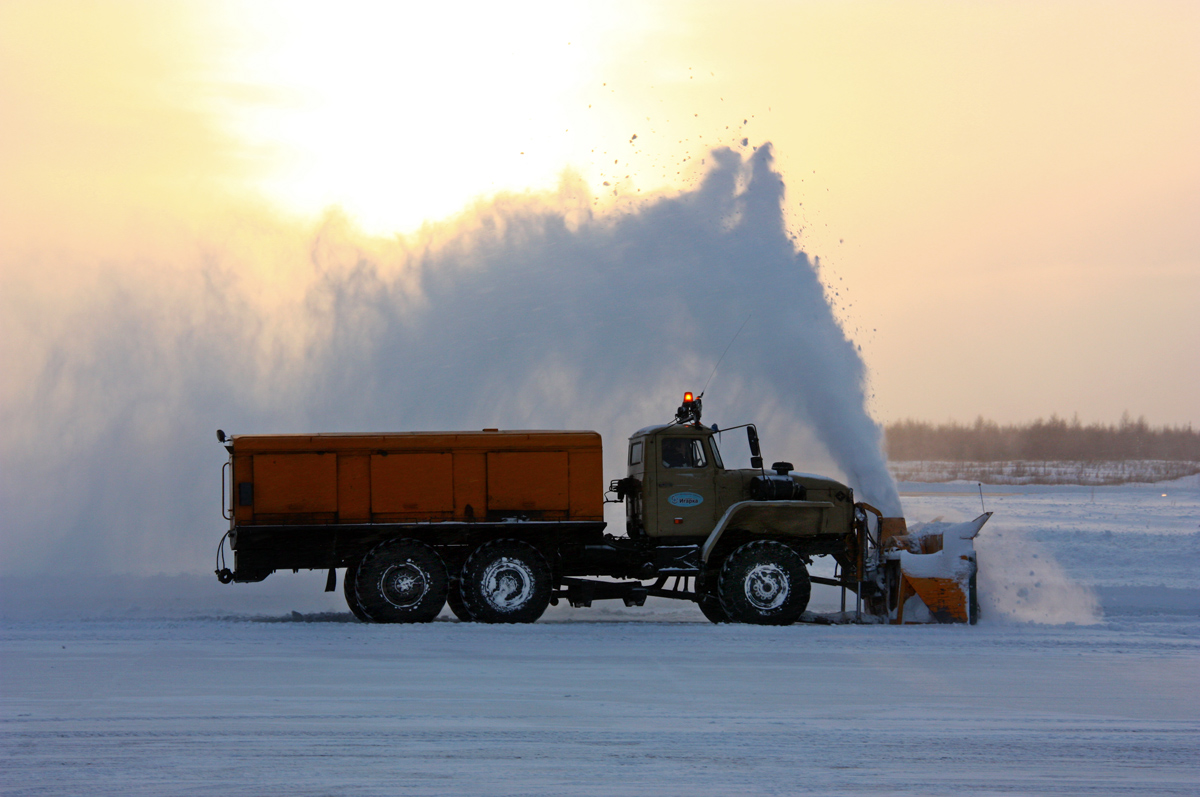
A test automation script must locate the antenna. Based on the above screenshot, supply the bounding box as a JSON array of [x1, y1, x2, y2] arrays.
[[699, 314, 750, 399], [978, 483, 985, 513]]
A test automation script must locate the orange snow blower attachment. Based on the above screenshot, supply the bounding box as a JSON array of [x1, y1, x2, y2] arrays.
[[855, 507, 989, 624], [883, 513, 990, 624]]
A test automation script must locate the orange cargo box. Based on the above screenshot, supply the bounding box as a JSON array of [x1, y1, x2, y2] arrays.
[[230, 430, 603, 526]]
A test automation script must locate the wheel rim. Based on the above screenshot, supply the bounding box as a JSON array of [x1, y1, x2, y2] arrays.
[[479, 557, 535, 612], [378, 561, 430, 609], [744, 563, 789, 611]]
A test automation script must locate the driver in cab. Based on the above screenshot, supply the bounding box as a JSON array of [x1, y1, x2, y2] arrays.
[[662, 438, 704, 469]]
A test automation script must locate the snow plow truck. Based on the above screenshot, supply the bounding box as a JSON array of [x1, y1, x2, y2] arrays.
[[215, 393, 987, 625]]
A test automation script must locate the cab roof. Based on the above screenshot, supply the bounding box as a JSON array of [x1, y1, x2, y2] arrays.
[[631, 423, 713, 438]]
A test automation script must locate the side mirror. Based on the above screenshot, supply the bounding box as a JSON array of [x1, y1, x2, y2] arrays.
[[216, 429, 227, 443], [747, 426, 763, 470]]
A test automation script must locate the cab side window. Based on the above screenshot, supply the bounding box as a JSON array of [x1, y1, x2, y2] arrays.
[[661, 438, 707, 469], [629, 441, 643, 465]]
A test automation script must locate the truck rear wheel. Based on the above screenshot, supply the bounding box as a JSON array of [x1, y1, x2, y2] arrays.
[[460, 539, 551, 624], [343, 560, 371, 622], [718, 540, 810, 625], [354, 538, 448, 623], [446, 578, 475, 622]]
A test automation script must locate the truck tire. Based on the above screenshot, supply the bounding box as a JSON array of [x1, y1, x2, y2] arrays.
[[446, 578, 475, 622], [354, 538, 448, 623], [343, 560, 371, 622], [460, 539, 551, 624], [718, 540, 810, 625], [696, 570, 730, 624]]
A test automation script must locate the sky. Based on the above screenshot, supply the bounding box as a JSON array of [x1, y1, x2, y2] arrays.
[[3, 0, 1196, 427]]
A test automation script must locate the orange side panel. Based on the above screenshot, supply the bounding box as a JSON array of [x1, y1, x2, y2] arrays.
[[233, 431, 602, 524], [337, 454, 371, 521], [568, 450, 604, 520], [454, 452, 487, 519], [370, 453, 454, 514], [487, 451, 569, 511], [253, 453, 337, 514]]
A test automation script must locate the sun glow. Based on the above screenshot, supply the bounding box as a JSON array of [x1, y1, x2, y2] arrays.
[[217, 2, 651, 234]]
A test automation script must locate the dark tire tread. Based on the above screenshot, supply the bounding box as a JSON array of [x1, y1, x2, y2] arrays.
[[343, 560, 371, 622], [354, 538, 448, 624], [718, 539, 811, 625], [696, 569, 730, 624], [446, 578, 475, 622], [460, 539, 552, 624]]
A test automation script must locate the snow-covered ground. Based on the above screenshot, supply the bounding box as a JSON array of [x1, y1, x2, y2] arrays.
[[890, 459, 1200, 486], [2, 479, 1198, 795]]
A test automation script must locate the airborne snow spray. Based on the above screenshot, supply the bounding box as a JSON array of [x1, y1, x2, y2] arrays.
[[2, 143, 901, 580]]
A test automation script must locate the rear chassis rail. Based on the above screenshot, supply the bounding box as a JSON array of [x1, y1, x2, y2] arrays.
[[556, 574, 703, 608]]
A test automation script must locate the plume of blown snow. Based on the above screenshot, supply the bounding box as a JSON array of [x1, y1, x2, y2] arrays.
[[975, 523, 1102, 625], [0, 143, 899, 576]]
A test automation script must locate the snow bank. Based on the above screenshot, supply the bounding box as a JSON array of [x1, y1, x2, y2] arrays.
[[891, 459, 1200, 486]]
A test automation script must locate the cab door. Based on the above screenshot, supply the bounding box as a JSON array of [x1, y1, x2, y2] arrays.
[[652, 434, 717, 537], [625, 436, 647, 536]]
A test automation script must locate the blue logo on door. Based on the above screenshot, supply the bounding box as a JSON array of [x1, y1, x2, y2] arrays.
[[668, 492, 704, 507]]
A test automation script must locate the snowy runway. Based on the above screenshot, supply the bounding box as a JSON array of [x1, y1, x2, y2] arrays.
[[3, 480, 1198, 795], [3, 618, 1197, 795]]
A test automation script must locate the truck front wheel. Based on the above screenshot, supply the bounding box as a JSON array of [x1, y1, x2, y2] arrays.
[[718, 540, 811, 625], [696, 570, 730, 624], [354, 538, 448, 623], [343, 560, 371, 622], [460, 539, 551, 624]]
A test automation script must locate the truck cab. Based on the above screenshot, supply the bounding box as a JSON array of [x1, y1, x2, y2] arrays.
[[625, 424, 748, 539], [623, 393, 857, 554]]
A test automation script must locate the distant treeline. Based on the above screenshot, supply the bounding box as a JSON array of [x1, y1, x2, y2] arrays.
[[885, 414, 1200, 462]]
